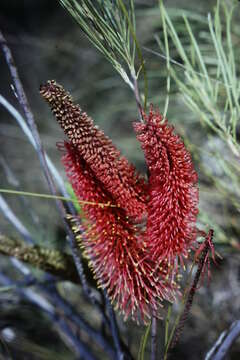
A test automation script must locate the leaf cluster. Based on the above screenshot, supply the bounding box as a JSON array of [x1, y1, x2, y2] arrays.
[[59, 0, 137, 88]]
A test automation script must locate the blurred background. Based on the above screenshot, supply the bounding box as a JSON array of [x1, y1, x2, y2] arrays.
[[0, 0, 240, 359]]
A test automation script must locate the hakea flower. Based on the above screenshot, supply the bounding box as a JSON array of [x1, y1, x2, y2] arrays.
[[134, 106, 199, 275], [40, 80, 147, 221], [60, 141, 176, 322], [40, 81, 198, 322]]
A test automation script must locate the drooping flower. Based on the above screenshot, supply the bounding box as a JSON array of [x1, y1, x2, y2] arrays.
[[134, 106, 199, 274], [40, 80, 147, 220]]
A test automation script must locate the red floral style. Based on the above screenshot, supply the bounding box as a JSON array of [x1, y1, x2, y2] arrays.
[[40, 81, 199, 322], [134, 107, 198, 274]]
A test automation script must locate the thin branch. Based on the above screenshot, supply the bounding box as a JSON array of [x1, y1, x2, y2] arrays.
[[0, 155, 40, 226], [42, 285, 116, 359], [169, 230, 214, 351], [104, 290, 125, 360], [151, 315, 158, 360], [0, 195, 34, 245], [131, 70, 144, 122], [0, 30, 53, 193], [205, 320, 240, 360], [0, 94, 71, 208]]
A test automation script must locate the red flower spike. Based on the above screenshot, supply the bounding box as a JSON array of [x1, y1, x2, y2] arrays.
[[134, 106, 199, 273], [40, 80, 147, 220], [62, 142, 176, 322], [40, 81, 200, 322]]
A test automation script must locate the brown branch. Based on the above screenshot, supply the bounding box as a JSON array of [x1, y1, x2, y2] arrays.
[[151, 315, 158, 360], [170, 230, 214, 350]]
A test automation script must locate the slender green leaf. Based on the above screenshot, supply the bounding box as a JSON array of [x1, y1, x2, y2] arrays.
[[138, 321, 151, 360]]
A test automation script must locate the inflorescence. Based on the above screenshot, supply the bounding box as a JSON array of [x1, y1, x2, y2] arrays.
[[40, 80, 202, 323]]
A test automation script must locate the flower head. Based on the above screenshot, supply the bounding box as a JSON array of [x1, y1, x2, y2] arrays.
[[62, 141, 175, 322], [134, 106, 198, 274], [40, 82, 198, 322], [40, 80, 147, 220]]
